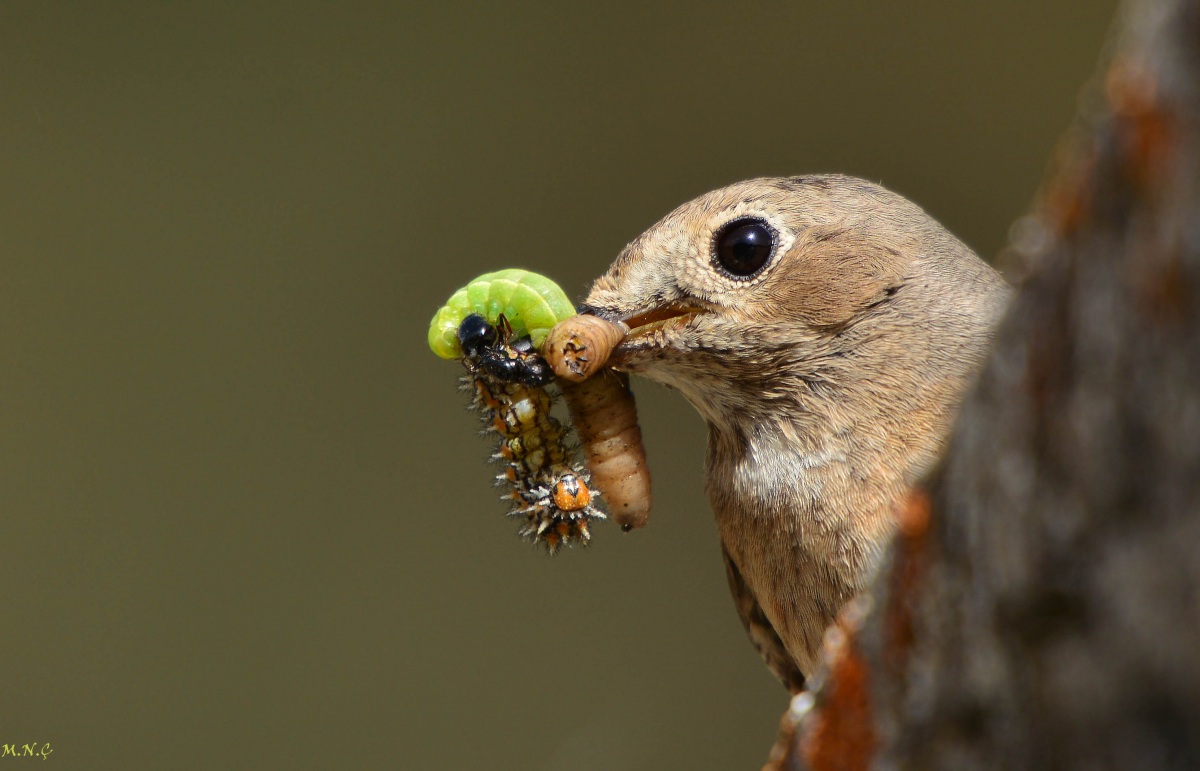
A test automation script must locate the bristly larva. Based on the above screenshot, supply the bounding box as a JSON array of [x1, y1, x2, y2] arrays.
[[429, 268, 652, 548], [457, 312, 604, 553], [544, 315, 652, 531]]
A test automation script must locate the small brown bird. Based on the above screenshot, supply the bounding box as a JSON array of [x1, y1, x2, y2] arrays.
[[582, 175, 1009, 689]]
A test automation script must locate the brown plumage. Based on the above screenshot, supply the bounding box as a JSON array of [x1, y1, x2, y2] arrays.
[[581, 175, 1010, 687]]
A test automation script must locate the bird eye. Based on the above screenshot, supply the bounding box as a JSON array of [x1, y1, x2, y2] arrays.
[[713, 218, 775, 278]]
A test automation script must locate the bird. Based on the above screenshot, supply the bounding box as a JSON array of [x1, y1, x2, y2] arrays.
[[579, 175, 1010, 689]]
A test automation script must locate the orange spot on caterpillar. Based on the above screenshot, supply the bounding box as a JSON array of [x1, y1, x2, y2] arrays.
[[473, 380, 502, 409], [551, 475, 591, 512]]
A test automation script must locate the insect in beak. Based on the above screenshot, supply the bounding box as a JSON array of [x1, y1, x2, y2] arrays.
[[578, 303, 704, 364]]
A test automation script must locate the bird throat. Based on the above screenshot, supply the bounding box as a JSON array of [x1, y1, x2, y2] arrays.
[[705, 418, 899, 676]]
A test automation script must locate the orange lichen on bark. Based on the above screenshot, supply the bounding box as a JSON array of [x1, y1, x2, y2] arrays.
[[1106, 57, 1177, 191], [778, 490, 934, 770], [894, 486, 931, 539], [799, 617, 877, 771], [1041, 131, 1097, 238], [1045, 55, 1178, 240], [884, 488, 934, 673]]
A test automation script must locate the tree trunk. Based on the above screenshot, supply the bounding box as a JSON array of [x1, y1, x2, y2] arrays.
[[781, 0, 1200, 767]]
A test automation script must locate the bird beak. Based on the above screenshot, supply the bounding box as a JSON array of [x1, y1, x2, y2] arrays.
[[578, 302, 705, 364], [619, 304, 704, 334]]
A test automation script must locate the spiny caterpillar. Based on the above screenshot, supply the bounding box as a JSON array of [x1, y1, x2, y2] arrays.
[[429, 271, 601, 553], [429, 269, 653, 551]]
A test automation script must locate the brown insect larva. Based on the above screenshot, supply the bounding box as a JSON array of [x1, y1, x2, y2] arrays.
[[544, 315, 652, 531], [542, 313, 627, 382], [472, 372, 602, 550]]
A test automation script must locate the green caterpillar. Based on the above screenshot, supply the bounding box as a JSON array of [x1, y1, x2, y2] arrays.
[[428, 269, 577, 358]]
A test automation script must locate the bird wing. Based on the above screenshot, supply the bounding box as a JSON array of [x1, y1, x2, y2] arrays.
[[722, 546, 807, 693]]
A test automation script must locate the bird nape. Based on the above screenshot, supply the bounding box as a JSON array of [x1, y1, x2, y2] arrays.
[[581, 174, 1010, 687]]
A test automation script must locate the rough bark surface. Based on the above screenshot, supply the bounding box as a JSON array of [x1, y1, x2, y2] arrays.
[[782, 0, 1200, 767]]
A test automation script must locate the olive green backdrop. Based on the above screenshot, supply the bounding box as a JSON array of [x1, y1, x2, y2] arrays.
[[1, 2, 1116, 768]]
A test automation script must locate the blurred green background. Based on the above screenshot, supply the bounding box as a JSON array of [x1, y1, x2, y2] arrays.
[[1, 2, 1116, 768]]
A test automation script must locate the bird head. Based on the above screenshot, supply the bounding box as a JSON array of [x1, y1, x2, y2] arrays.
[[581, 175, 1008, 459]]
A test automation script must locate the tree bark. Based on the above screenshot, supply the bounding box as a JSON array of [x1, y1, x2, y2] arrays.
[[781, 0, 1200, 767]]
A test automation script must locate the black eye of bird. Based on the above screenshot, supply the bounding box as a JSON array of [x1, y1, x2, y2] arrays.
[[713, 218, 775, 278]]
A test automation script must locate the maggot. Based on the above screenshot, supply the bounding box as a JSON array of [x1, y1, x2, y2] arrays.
[[543, 314, 652, 531]]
